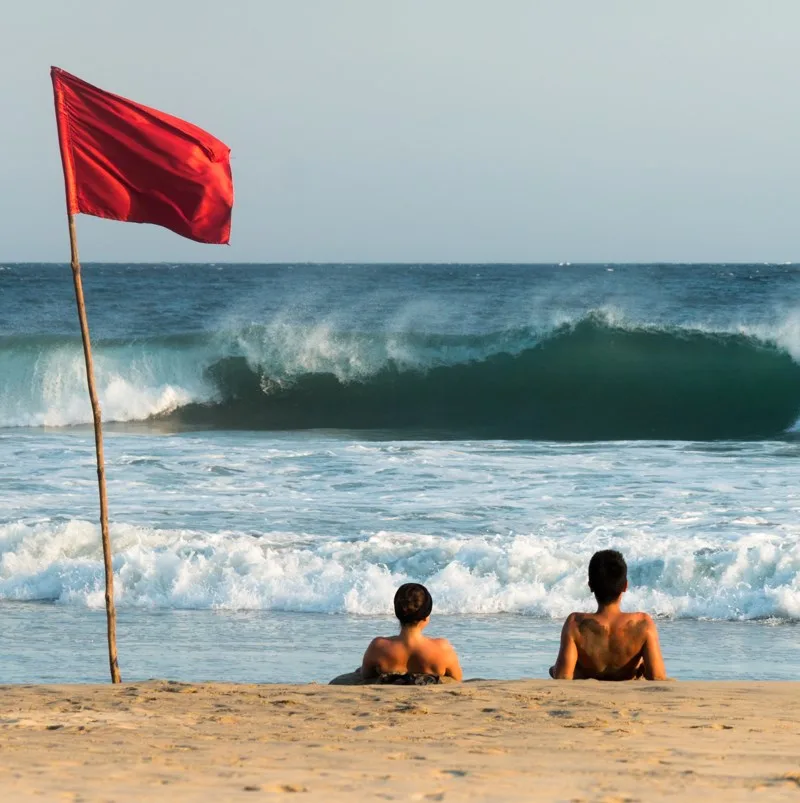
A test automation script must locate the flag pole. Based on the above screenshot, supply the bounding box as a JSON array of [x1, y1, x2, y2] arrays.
[[67, 212, 122, 683], [53, 67, 121, 683], [66, 215, 122, 684], [50, 62, 232, 685]]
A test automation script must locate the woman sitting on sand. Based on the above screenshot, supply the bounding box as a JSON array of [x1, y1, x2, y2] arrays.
[[330, 583, 463, 685]]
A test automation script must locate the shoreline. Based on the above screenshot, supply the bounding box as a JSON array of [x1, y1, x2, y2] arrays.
[[3, 607, 798, 683], [0, 681, 797, 801]]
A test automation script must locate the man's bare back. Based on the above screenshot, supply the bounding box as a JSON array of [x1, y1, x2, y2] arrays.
[[361, 632, 462, 680], [551, 609, 666, 680], [551, 550, 667, 681]]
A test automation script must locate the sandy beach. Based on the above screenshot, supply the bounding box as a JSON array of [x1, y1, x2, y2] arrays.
[[0, 681, 797, 801]]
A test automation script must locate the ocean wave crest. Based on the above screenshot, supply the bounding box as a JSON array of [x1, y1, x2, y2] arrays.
[[2, 313, 800, 439]]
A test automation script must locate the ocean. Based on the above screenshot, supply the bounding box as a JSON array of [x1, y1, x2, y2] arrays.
[[0, 263, 798, 683]]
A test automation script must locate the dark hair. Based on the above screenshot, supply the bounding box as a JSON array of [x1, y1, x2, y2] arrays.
[[588, 550, 628, 605], [394, 583, 433, 625]]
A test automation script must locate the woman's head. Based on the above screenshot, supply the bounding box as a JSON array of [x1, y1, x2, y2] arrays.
[[394, 583, 433, 626]]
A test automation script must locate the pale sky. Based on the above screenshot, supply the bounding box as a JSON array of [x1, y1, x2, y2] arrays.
[[2, 1, 799, 263]]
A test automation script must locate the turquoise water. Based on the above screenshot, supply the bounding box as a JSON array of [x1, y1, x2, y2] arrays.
[[3, 605, 799, 683], [0, 264, 798, 681]]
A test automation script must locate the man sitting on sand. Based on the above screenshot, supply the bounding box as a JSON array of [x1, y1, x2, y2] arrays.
[[550, 550, 667, 681], [330, 583, 463, 684]]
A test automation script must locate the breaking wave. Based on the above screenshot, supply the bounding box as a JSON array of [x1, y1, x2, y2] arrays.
[[1, 520, 798, 620], [2, 313, 800, 440]]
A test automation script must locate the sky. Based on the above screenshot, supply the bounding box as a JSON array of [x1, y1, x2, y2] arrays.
[[2, 1, 799, 263]]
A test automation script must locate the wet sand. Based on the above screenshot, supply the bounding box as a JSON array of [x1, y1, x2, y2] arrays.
[[0, 681, 798, 801]]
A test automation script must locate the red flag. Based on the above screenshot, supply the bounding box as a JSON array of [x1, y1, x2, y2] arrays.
[[51, 67, 233, 245]]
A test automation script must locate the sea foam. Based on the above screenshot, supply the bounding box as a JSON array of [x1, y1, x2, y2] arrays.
[[1, 520, 797, 620]]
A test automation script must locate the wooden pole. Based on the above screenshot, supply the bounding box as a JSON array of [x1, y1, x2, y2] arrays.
[[67, 214, 122, 684], [53, 70, 121, 684]]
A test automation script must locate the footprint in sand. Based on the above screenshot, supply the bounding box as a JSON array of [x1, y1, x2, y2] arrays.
[[394, 703, 429, 714], [271, 784, 309, 793], [689, 723, 733, 730], [546, 709, 573, 719]]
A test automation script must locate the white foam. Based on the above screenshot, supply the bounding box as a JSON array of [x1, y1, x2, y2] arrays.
[[1, 520, 797, 620], [0, 339, 218, 427]]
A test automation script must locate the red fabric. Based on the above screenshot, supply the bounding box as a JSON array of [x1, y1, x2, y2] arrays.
[[51, 67, 233, 245]]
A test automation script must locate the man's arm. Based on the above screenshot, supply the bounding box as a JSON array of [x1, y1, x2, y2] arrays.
[[641, 616, 667, 681], [551, 615, 579, 679]]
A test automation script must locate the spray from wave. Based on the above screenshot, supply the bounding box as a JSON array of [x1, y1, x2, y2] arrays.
[[2, 312, 800, 439]]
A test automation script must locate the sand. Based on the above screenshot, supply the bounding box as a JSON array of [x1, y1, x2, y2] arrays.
[[0, 681, 797, 801]]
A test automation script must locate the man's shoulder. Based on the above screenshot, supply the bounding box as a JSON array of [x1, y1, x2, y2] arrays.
[[624, 611, 656, 626], [620, 612, 658, 638], [563, 611, 656, 629], [563, 611, 595, 628]]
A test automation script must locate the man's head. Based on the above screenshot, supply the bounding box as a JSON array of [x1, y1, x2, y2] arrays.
[[588, 550, 628, 605], [394, 583, 433, 626]]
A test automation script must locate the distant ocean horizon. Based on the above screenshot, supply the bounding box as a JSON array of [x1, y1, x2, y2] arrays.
[[0, 263, 798, 682]]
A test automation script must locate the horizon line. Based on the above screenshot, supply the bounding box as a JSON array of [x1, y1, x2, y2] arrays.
[[2, 260, 797, 267]]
